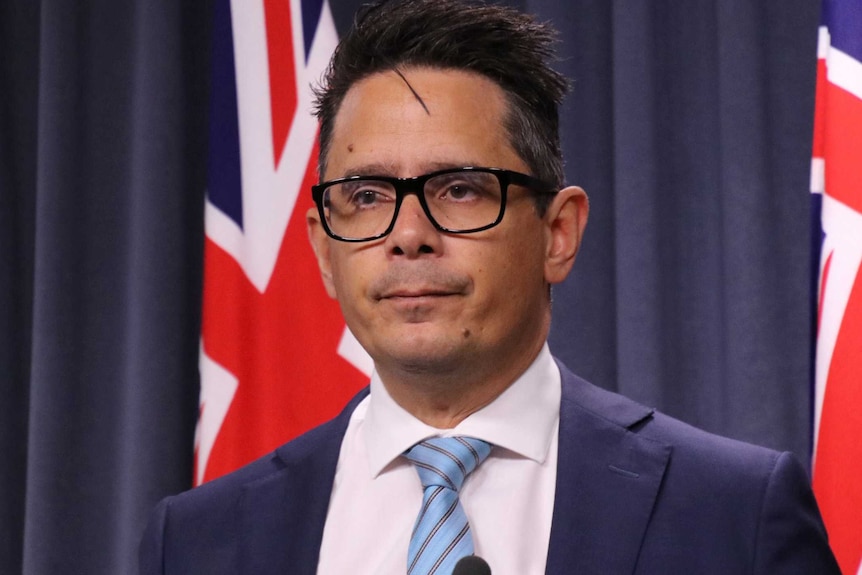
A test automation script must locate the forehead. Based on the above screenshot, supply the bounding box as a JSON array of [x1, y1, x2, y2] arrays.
[[325, 67, 527, 179]]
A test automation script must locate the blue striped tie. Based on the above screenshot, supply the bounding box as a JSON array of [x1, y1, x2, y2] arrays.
[[404, 437, 493, 575]]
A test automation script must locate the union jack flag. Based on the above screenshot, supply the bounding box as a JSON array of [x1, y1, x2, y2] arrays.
[[194, 0, 370, 486], [810, 1, 862, 573]]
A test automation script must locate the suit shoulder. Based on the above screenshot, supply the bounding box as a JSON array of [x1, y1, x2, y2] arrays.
[[153, 386, 369, 520], [643, 409, 787, 480], [139, 389, 370, 574], [557, 361, 792, 478]]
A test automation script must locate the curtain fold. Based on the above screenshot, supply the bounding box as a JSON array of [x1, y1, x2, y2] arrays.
[[0, 0, 821, 573], [540, 0, 819, 456], [2, 1, 210, 573]]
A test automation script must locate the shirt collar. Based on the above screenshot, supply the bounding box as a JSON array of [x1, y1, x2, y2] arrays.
[[362, 343, 561, 478]]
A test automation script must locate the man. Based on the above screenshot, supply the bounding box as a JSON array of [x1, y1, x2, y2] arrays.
[[140, 1, 839, 573]]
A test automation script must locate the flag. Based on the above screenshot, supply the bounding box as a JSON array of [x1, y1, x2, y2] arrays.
[[194, 0, 371, 486], [811, 1, 862, 573]]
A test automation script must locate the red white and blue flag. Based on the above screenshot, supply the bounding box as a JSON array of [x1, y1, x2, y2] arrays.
[[195, 0, 370, 486], [810, 1, 862, 573]]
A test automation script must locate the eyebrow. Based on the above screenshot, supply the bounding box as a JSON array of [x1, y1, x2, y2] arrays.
[[337, 160, 486, 179], [336, 162, 398, 178]]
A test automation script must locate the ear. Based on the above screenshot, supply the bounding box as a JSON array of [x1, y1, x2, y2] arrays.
[[543, 186, 589, 284], [306, 207, 338, 299]]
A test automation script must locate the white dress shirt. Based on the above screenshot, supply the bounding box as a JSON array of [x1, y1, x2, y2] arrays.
[[317, 344, 561, 575]]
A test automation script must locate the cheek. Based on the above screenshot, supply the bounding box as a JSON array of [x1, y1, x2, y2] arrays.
[[471, 241, 540, 309], [492, 237, 546, 304], [327, 249, 363, 304]]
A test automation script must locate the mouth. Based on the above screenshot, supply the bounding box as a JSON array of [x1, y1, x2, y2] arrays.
[[369, 264, 471, 304], [375, 289, 462, 321], [377, 288, 460, 301]]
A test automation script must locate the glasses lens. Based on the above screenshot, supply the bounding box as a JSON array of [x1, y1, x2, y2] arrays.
[[320, 170, 506, 240], [322, 179, 397, 240], [424, 170, 503, 232]]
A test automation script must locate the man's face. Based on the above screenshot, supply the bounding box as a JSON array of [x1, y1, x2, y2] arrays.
[[308, 67, 585, 383]]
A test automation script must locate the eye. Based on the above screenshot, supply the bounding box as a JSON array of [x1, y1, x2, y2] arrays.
[[442, 183, 479, 201], [430, 173, 498, 203], [338, 181, 395, 209], [352, 189, 382, 206]]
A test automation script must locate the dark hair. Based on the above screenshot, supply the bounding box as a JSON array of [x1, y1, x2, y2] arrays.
[[312, 0, 568, 210]]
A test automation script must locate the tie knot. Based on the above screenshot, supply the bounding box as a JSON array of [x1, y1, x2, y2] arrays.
[[404, 437, 492, 491]]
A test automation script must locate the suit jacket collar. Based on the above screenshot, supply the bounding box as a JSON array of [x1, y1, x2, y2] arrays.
[[546, 363, 671, 574]]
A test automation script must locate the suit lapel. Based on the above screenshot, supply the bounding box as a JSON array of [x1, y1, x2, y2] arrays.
[[237, 388, 370, 575], [546, 368, 670, 575]]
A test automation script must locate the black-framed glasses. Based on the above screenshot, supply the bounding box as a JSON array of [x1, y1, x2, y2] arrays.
[[311, 167, 558, 242]]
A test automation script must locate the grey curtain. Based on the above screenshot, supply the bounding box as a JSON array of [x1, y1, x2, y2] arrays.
[[541, 0, 818, 456], [0, 0, 820, 573], [1, 2, 209, 573]]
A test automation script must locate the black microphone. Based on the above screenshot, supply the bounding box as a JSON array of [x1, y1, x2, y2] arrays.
[[453, 555, 492, 575]]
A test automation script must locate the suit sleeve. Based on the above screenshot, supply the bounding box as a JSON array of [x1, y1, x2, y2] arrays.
[[139, 498, 169, 575], [753, 452, 840, 574]]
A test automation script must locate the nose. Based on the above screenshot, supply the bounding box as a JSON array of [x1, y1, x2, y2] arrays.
[[383, 194, 442, 257]]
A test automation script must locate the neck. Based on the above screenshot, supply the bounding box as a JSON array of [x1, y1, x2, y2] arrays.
[[376, 338, 545, 429]]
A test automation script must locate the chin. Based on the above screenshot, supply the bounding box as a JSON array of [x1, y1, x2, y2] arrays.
[[374, 334, 473, 374]]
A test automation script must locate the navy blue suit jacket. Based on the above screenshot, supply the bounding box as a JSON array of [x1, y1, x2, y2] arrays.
[[140, 363, 839, 574]]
